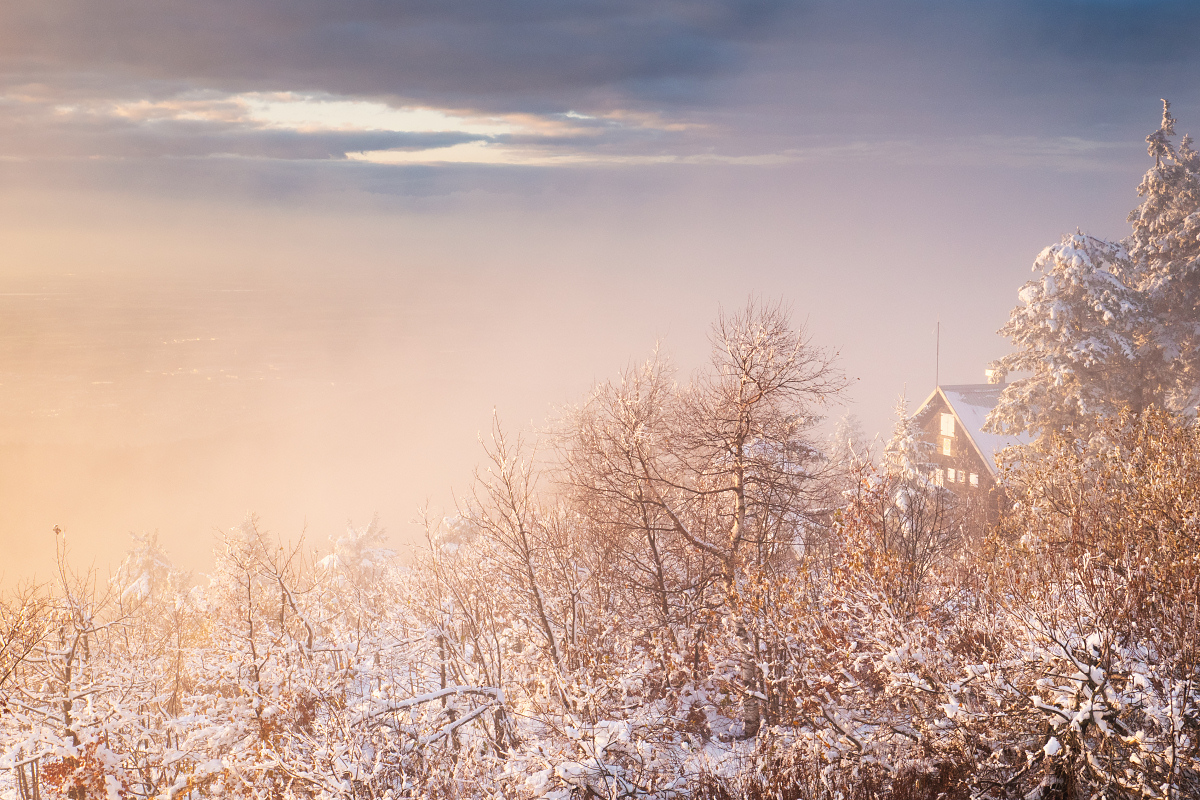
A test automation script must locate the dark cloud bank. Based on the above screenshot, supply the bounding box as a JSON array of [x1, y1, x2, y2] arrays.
[[5, 1, 1200, 117]]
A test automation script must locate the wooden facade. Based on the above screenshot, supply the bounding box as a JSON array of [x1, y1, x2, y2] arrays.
[[910, 383, 1030, 520]]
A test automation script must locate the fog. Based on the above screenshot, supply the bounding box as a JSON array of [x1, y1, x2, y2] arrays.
[[3, 0, 1192, 583], [0, 151, 1144, 583]]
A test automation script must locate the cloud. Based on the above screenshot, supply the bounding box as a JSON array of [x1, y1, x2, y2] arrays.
[[0, 0, 796, 108], [3, 0, 1198, 181], [0, 93, 490, 161], [241, 94, 519, 136], [0, 83, 718, 164], [1011, 1, 1200, 66]]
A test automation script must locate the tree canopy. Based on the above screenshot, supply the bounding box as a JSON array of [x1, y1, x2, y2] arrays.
[[989, 101, 1200, 440]]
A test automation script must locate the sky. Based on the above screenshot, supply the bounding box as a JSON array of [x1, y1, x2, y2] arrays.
[[1, 0, 1198, 582]]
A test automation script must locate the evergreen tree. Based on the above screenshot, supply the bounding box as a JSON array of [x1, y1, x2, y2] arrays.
[[827, 410, 871, 494], [989, 101, 1200, 439], [882, 394, 935, 483], [1129, 100, 1200, 410], [987, 234, 1146, 439]]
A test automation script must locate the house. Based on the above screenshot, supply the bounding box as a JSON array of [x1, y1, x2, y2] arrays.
[[910, 381, 1031, 507]]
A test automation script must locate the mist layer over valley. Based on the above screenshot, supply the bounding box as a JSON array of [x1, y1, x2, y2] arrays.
[[0, 151, 1143, 584]]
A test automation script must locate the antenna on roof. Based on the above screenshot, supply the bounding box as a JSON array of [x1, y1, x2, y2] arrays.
[[935, 319, 940, 388]]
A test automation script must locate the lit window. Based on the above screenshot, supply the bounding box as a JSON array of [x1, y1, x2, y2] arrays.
[[958, 470, 966, 483], [947, 468, 956, 482], [940, 413, 955, 437], [942, 438, 952, 456], [934, 469, 944, 486], [969, 473, 979, 487]]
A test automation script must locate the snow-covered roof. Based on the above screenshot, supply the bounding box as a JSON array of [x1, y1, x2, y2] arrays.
[[915, 384, 1033, 475]]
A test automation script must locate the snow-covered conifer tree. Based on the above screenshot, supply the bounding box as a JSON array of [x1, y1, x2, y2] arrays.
[[1128, 99, 1200, 410], [990, 102, 1200, 439], [826, 411, 871, 494], [317, 516, 394, 588], [882, 394, 934, 482], [113, 531, 176, 607], [988, 233, 1145, 439]]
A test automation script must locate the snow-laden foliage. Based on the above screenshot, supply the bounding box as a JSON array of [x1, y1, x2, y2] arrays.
[[882, 395, 935, 484], [3, 305, 1199, 800], [990, 101, 1200, 439], [989, 234, 1145, 438], [318, 517, 394, 584], [842, 400, 971, 621]]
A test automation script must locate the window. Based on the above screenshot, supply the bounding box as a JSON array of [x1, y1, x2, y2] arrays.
[[958, 470, 966, 483], [940, 413, 955, 437], [942, 437, 952, 456], [934, 469, 944, 486], [969, 472, 979, 487], [947, 468, 956, 483]]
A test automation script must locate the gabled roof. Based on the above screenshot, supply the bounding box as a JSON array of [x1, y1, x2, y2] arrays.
[[914, 383, 1032, 475]]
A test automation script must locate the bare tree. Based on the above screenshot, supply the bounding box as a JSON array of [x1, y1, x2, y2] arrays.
[[561, 300, 846, 736], [463, 418, 574, 676], [0, 584, 50, 697], [559, 351, 714, 681], [839, 464, 964, 620]]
